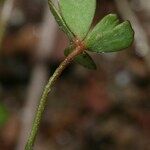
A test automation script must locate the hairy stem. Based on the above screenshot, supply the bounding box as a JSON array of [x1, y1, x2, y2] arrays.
[[25, 45, 84, 150]]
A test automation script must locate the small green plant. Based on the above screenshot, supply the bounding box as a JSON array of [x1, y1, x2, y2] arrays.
[[25, 0, 134, 149]]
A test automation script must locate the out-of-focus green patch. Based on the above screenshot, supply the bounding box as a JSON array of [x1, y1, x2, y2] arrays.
[[0, 103, 9, 127], [0, 0, 6, 4]]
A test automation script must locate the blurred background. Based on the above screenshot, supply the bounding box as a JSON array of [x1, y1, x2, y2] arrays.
[[0, 0, 150, 149]]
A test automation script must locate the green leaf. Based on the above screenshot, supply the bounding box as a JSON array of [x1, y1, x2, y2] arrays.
[[48, 0, 74, 40], [86, 14, 119, 39], [59, 0, 96, 39], [64, 46, 97, 70], [85, 14, 134, 53]]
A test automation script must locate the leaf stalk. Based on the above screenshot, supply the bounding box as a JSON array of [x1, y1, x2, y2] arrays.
[[25, 44, 85, 150]]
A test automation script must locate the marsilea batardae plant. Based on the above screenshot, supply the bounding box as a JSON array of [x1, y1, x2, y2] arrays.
[[25, 0, 134, 149]]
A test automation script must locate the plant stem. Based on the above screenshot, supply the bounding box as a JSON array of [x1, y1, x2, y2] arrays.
[[25, 45, 84, 150]]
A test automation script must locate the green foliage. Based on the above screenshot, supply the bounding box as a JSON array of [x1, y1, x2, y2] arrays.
[[49, 0, 134, 69], [85, 14, 120, 40], [25, 2, 135, 148], [64, 46, 97, 70], [48, 0, 74, 40], [85, 14, 134, 53], [0, 103, 9, 127], [59, 0, 96, 39]]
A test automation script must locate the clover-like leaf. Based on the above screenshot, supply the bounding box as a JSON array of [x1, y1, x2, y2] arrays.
[[48, 0, 74, 40], [86, 14, 119, 39], [64, 46, 97, 70], [85, 14, 134, 53], [59, 0, 96, 39]]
